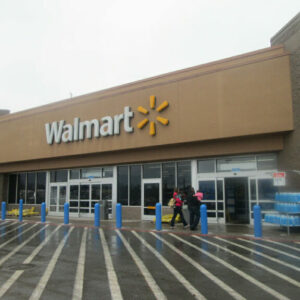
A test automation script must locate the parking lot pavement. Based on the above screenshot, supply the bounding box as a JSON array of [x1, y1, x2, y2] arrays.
[[0, 220, 299, 299]]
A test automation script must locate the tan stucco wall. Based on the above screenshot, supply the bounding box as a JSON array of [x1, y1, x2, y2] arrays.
[[0, 134, 283, 173], [0, 46, 293, 171]]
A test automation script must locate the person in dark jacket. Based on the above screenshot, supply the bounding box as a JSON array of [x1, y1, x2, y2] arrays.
[[187, 187, 201, 231]]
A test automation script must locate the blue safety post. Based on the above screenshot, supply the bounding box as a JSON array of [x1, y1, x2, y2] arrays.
[[254, 204, 262, 238], [64, 202, 69, 225], [19, 199, 23, 222], [41, 202, 46, 223], [116, 203, 122, 229], [1, 202, 6, 220], [155, 203, 162, 231], [200, 204, 208, 234], [94, 203, 100, 227]]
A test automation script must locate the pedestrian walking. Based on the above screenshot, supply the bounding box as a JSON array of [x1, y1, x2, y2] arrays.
[[170, 188, 188, 229], [187, 187, 202, 231]]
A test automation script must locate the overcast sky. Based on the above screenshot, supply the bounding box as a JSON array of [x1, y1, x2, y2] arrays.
[[0, 0, 299, 113]]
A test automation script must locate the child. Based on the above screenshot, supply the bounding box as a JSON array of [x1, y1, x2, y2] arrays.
[[194, 190, 203, 202]]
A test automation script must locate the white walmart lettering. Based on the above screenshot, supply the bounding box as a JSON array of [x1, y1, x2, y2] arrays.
[[45, 106, 134, 145]]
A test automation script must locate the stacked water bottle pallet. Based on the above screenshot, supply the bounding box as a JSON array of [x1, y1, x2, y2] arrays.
[[264, 193, 300, 234]]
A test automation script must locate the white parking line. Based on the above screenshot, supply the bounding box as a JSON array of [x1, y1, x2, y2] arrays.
[[0, 220, 9, 226], [152, 232, 245, 300], [0, 225, 61, 298], [29, 227, 74, 300], [0, 222, 23, 237], [116, 230, 166, 300], [132, 231, 206, 299], [210, 237, 300, 288], [240, 237, 300, 261], [0, 224, 49, 267], [264, 240, 300, 252], [232, 238, 300, 271], [171, 234, 289, 300], [0, 223, 37, 249], [99, 228, 123, 300], [72, 227, 87, 300]]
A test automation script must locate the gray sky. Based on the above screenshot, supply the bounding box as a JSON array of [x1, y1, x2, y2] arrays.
[[0, 0, 299, 113]]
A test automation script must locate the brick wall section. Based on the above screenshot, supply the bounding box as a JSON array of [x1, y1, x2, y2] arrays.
[[271, 13, 300, 191]]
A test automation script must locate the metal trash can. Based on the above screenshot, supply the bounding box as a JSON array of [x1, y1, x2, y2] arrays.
[[99, 200, 108, 220]]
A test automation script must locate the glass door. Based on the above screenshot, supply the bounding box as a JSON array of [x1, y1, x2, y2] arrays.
[[49, 184, 67, 214], [216, 178, 225, 223], [142, 179, 161, 220], [79, 184, 90, 216], [102, 184, 112, 219], [91, 184, 101, 214], [68, 181, 113, 218], [225, 177, 249, 224], [69, 184, 79, 215], [198, 179, 217, 221]]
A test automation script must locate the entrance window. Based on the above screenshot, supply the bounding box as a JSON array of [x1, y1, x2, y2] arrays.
[[143, 182, 160, 217], [199, 181, 215, 200], [117, 165, 141, 206], [250, 179, 257, 201], [257, 154, 277, 170], [81, 168, 101, 179], [102, 184, 112, 200], [70, 185, 79, 213], [17, 173, 26, 202], [70, 169, 80, 180], [50, 170, 68, 182], [102, 167, 113, 178], [162, 162, 176, 206], [8, 174, 17, 203], [130, 165, 141, 206], [197, 160, 215, 173], [102, 184, 112, 216], [143, 163, 161, 179], [9, 172, 46, 204], [26, 173, 36, 204], [117, 166, 128, 205], [225, 177, 249, 224], [177, 161, 191, 194], [36, 172, 46, 204], [50, 186, 57, 208], [258, 179, 278, 200], [217, 156, 256, 172], [199, 180, 216, 218]]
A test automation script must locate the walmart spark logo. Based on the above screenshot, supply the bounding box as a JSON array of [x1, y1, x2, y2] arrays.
[[137, 95, 169, 136]]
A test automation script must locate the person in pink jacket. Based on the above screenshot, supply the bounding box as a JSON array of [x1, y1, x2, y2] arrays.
[[170, 187, 188, 229], [194, 190, 203, 202]]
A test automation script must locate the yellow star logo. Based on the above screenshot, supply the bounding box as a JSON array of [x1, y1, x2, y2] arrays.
[[137, 95, 169, 136]]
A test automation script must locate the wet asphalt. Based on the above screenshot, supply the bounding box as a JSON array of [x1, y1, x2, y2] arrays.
[[0, 219, 299, 299]]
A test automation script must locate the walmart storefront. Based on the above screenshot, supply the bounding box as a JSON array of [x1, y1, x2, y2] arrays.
[[0, 45, 294, 224]]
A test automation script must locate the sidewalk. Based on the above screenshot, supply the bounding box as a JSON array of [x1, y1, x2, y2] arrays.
[[5, 215, 300, 242]]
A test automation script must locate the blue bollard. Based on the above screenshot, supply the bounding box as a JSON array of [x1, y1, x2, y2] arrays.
[[94, 203, 100, 227], [41, 202, 46, 223], [64, 202, 69, 225], [116, 203, 122, 229], [19, 199, 23, 222], [1, 202, 6, 220], [155, 203, 162, 231], [200, 204, 208, 234], [254, 204, 262, 238]]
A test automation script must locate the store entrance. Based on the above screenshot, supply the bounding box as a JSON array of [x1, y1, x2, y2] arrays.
[[142, 179, 161, 220], [225, 177, 249, 224], [69, 183, 113, 218]]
